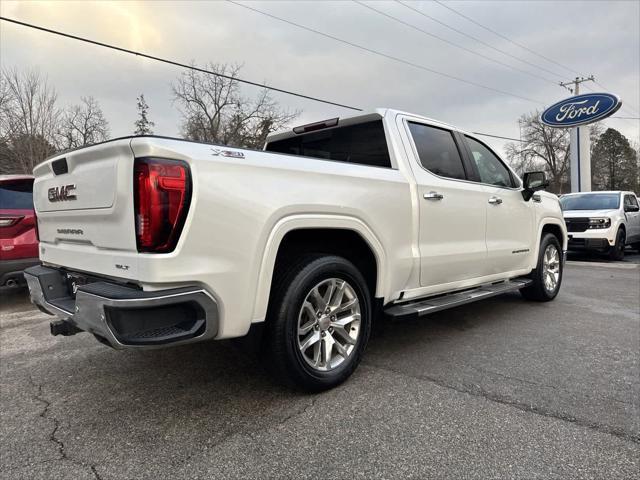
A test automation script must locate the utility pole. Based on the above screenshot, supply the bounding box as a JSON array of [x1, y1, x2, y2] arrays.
[[559, 76, 595, 192]]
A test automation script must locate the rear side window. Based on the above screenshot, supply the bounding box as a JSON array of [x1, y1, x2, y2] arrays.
[[0, 180, 34, 209], [408, 122, 466, 180], [265, 120, 391, 168], [465, 136, 516, 188]]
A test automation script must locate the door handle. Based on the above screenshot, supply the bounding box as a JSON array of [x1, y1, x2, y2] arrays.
[[488, 196, 503, 205], [424, 191, 444, 200]]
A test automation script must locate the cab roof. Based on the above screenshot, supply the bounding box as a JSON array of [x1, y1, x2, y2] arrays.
[[266, 108, 468, 144]]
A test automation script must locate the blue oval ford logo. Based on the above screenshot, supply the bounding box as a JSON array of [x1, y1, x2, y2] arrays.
[[540, 93, 622, 127]]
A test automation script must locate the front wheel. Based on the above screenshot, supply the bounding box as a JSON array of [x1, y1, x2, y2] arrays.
[[521, 233, 563, 302], [608, 229, 625, 261], [264, 255, 372, 391]]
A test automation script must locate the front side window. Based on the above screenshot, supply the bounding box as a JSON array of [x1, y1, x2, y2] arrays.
[[625, 195, 639, 208], [408, 122, 466, 180], [465, 136, 515, 188]]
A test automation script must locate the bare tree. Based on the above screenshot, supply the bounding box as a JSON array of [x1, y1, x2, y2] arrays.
[[506, 112, 609, 194], [504, 141, 538, 177], [58, 96, 109, 150], [134, 94, 154, 135], [0, 74, 12, 136], [0, 68, 59, 173], [505, 111, 571, 193], [172, 63, 299, 148]]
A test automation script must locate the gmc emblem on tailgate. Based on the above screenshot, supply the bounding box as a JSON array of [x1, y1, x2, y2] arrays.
[[48, 184, 76, 202]]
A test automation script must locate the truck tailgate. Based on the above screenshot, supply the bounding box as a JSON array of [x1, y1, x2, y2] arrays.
[[33, 140, 138, 273]]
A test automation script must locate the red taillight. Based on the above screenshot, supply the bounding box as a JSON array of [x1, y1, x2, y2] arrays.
[[134, 158, 191, 253], [0, 216, 24, 227]]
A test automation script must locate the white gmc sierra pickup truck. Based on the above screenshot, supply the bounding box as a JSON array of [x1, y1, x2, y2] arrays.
[[25, 108, 567, 391]]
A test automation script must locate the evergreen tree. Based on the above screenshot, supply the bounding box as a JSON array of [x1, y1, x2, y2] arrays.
[[133, 94, 154, 135], [591, 128, 639, 191]]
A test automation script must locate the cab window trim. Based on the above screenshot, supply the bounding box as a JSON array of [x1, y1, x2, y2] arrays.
[[404, 120, 471, 182], [461, 134, 521, 190]]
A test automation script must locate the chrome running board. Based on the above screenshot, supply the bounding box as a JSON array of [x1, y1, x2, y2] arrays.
[[385, 279, 532, 320]]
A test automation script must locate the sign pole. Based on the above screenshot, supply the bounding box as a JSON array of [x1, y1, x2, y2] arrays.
[[560, 76, 595, 193]]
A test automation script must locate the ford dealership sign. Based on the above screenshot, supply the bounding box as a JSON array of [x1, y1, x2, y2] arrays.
[[540, 93, 622, 127]]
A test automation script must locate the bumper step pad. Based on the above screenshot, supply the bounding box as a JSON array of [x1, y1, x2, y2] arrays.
[[24, 265, 218, 349]]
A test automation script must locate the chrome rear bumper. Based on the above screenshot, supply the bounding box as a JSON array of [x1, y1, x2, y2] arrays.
[[24, 265, 218, 349]]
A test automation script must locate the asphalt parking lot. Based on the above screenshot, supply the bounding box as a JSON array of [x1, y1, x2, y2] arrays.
[[1, 256, 639, 479]]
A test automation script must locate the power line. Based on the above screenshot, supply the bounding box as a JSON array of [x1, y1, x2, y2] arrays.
[[433, 0, 581, 77], [227, 1, 545, 105], [354, 1, 558, 85], [395, 0, 565, 81], [580, 81, 640, 125], [594, 80, 640, 116], [561, 79, 639, 124], [472, 132, 523, 142], [430, 1, 640, 122], [559, 75, 594, 95], [0, 16, 363, 112], [0, 13, 542, 145], [580, 80, 639, 117]]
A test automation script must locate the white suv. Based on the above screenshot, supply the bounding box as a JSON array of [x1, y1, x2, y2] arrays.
[[561, 191, 640, 260]]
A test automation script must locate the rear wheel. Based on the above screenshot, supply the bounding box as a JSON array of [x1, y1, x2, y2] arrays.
[[608, 229, 625, 261], [521, 233, 563, 302], [264, 255, 371, 391]]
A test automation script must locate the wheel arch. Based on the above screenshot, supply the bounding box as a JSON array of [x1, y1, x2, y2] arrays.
[[531, 218, 567, 270], [251, 214, 387, 322]]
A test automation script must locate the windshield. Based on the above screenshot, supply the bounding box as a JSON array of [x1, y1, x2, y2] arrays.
[[560, 193, 620, 211]]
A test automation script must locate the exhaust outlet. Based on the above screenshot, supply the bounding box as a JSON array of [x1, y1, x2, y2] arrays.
[[50, 320, 82, 336], [5, 279, 17, 287]]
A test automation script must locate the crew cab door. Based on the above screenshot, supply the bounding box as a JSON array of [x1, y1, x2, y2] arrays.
[[461, 135, 534, 274], [623, 194, 640, 242], [402, 120, 488, 287]]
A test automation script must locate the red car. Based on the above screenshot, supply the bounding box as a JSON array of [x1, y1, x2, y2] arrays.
[[0, 175, 39, 288]]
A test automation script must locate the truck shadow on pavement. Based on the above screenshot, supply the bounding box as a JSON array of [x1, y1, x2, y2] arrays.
[[22, 291, 531, 430], [19, 289, 527, 410]]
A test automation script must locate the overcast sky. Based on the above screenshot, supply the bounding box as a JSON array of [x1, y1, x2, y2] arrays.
[[1, 0, 638, 157]]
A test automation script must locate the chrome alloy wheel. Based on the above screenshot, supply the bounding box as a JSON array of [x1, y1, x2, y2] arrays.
[[542, 244, 560, 293], [297, 278, 361, 372]]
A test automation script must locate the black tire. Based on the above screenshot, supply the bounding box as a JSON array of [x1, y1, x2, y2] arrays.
[[608, 229, 625, 261], [264, 254, 372, 392], [520, 233, 563, 302]]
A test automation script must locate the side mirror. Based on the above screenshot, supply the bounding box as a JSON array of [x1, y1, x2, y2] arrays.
[[522, 171, 549, 201], [625, 204, 640, 212]]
